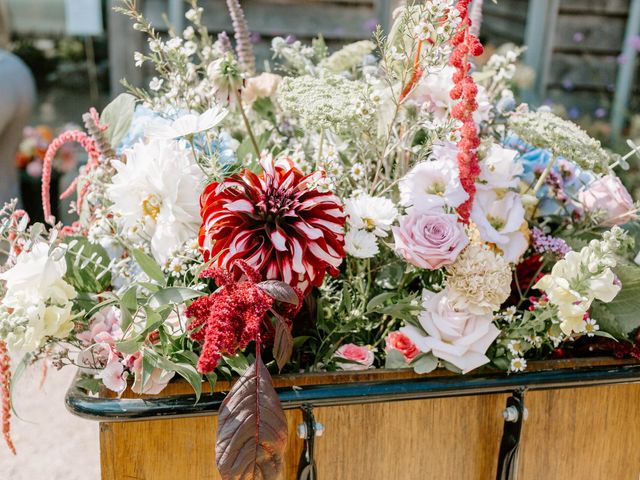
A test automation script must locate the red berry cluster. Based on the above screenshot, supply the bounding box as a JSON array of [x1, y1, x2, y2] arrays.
[[449, 0, 484, 223]]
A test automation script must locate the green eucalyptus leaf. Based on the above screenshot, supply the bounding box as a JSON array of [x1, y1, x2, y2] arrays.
[[366, 292, 395, 312], [63, 236, 111, 292], [131, 249, 165, 284], [411, 354, 438, 374], [101, 93, 136, 148], [148, 287, 205, 309], [384, 349, 407, 369]]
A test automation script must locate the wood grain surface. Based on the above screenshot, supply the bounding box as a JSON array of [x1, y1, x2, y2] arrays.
[[100, 380, 640, 479]]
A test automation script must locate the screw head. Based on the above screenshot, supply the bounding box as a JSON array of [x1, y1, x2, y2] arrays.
[[502, 406, 520, 422], [297, 423, 308, 439], [315, 422, 325, 437]]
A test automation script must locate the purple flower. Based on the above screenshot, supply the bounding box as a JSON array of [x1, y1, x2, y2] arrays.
[[531, 228, 571, 257]]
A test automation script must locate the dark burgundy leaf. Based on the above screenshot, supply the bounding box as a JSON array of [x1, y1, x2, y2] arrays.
[[272, 311, 293, 372], [216, 355, 288, 480], [257, 280, 299, 306]]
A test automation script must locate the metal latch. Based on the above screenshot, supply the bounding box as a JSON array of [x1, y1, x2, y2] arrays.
[[496, 389, 528, 480], [296, 404, 324, 480]]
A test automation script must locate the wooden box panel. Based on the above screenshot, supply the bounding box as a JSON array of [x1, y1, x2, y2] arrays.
[[99, 382, 640, 480]]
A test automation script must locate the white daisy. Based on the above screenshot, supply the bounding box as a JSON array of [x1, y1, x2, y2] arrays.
[[344, 193, 398, 237], [344, 230, 379, 259], [507, 340, 523, 356], [350, 163, 365, 181], [585, 318, 600, 337], [510, 357, 527, 372]]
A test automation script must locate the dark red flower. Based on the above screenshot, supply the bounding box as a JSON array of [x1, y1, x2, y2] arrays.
[[198, 155, 346, 295]]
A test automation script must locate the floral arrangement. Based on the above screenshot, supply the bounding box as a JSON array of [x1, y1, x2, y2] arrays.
[[2, 0, 640, 477]]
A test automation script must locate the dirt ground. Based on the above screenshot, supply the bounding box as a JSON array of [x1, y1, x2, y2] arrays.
[[0, 364, 100, 479]]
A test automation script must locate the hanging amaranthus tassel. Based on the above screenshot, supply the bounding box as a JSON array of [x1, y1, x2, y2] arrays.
[[469, 0, 484, 38], [0, 341, 15, 455], [82, 107, 115, 160], [217, 31, 233, 54], [225, 0, 256, 76]]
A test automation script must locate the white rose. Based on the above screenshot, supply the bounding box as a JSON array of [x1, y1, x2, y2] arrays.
[[401, 289, 500, 373]]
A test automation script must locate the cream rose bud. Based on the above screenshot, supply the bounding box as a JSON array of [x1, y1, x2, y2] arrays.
[[578, 175, 637, 226], [333, 343, 376, 371], [243, 72, 282, 104], [392, 207, 469, 270], [401, 289, 500, 373]]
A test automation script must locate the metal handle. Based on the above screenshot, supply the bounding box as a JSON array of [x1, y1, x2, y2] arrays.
[[496, 389, 527, 480], [296, 404, 321, 480]]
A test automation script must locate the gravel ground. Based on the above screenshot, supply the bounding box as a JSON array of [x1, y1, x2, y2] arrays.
[[0, 364, 100, 480]]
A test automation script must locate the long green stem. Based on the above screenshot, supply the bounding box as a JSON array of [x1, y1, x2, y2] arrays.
[[234, 89, 260, 159], [532, 155, 558, 195], [316, 128, 325, 170]]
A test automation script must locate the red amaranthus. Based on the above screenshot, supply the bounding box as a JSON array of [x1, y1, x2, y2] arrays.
[[0, 340, 15, 454], [449, 0, 484, 223], [198, 155, 346, 294], [185, 261, 301, 373]]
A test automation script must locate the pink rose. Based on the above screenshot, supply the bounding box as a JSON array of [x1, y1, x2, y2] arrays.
[[392, 208, 469, 269], [385, 331, 419, 362], [333, 343, 376, 371], [578, 175, 637, 226]]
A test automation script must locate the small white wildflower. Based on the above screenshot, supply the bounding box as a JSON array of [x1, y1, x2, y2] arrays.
[[585, 318, 600, 337], [169, 259, 187, 278], [183, 26, 195, 40], [134, 52, 145, 68], [149, 77, 164, 91], [344, 230, 379, 259], [350, 163, 365, 181], [510, 357, 527, 372], [507, 340, 523, 356], [166, 37, 183, 51], [183, 41, 198, 57], [149, 39, 162, 53]]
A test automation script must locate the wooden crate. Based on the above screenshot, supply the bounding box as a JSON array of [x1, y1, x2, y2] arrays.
[[65, 358, 640, 480]]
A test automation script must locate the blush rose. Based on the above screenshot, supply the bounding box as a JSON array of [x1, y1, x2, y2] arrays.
[[333, 343, 376, 371], [392, 207, 469, 270], [385, 331, 419, 362], [578, 175, 637, 226]]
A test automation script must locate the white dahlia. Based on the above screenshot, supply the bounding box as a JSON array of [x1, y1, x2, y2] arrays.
[[108, 138, 205, 263]]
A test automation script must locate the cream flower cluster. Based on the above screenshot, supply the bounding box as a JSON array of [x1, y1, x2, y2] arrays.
[[445, 244, 513, 315], [534, 227, 627, 335], [0, 244, 77, 351]]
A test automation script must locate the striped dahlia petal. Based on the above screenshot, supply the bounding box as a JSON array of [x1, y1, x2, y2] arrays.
[[198, 155, 346, 294]]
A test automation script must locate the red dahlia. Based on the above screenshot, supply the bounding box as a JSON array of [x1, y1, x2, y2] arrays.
[[198, 155, 346, 294]]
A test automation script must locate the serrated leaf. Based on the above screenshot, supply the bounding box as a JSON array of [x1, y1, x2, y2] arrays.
[[272, 312, 293, 371], [131, 249, 165, 284], [148, 287, 205, 308], [216, 355, 288, 480], [412, 354, 438, 374], [384, 349, 407, 369], [257, 280, 299, 305], [101, 93, 136, 148]]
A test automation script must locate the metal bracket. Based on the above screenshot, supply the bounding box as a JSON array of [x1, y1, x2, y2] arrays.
[[496, 389, 528, 480], [296, 404, 324, 480]]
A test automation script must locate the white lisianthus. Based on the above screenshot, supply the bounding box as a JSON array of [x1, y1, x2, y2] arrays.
[[478, 144, 523, 190], [344, 230, 379, 259], [108, 138, 205, 263], [0, 243, 77, 351], [471, 189, 528, 263], [147, 105, 228, 139], [344, 194, 398, 237], [399, 144, 468, 210]]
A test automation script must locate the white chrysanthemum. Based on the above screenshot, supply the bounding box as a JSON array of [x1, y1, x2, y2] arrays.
[[344, 230, 379, 259], [399, 144, 468, 210], [0, 243, 77, 351], [344, 194, 398, 237], [471, 189, 528, 263], [446, 244, 512, 315], [108, 138, 205, 263], [478, 144, 523, 190]]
